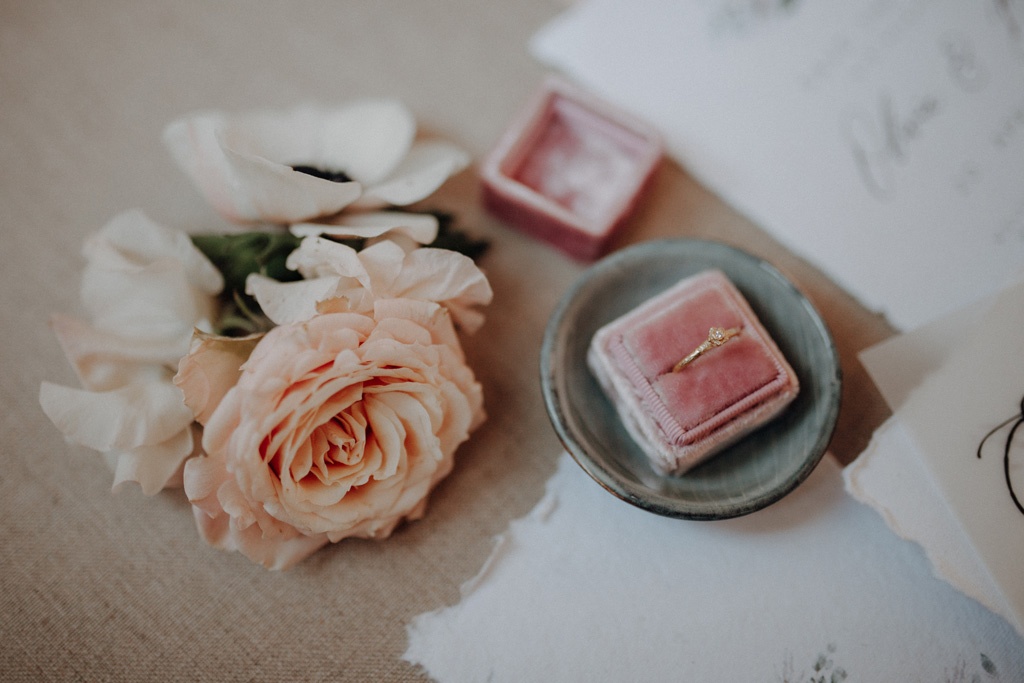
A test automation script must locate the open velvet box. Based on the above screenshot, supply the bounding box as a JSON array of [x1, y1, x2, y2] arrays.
[[481, 76, 662, 260]]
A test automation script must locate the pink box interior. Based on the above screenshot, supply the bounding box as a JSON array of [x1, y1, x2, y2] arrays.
[[481, 77, 661, 260]]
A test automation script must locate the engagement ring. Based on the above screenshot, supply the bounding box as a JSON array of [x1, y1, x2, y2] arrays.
[[672, 326, 740, 372]]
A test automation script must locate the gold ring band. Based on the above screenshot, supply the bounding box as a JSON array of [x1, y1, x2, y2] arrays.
[[672, 327, 740, 372]]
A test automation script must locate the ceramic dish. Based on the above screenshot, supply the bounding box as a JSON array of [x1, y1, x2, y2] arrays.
[[540, 239, 841, 519]]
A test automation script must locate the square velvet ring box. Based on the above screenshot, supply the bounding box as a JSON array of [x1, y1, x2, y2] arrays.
[[480, 76, 662, 261], [587, 269, 800, 475]]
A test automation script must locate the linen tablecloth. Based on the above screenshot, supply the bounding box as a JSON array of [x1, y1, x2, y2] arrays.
[[0, 2, 892, 680]]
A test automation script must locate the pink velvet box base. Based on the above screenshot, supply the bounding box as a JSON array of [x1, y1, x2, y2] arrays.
[[480, 76, 662, 261], [587, 269, 800, 475]]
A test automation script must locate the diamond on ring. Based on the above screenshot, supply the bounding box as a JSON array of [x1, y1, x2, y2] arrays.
[[672, 326, 741, 372]]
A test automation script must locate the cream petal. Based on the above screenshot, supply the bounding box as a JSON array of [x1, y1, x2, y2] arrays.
[[390, 248, 494, 332], [81, 258, 207, 345], [86, 209, 223, 295], [174, 331, 261, 425], [111, 423, 198, 495], [315, 289, 375, 317], [222, 146, 363, 223], [164, 112, 364, 224], [310, 99, 416, 185], [285, 236, 366, 280], [395, 247, 493, 300], [289, 238, 492, 331], [363, 394, 408, 482], [80, 211, 221, 344], [164, 114, 243, 221], [289, 210, 439, 245], [51, 314, 187, 391], [386, 475, 438, 530], [229, 103, 414, 184], [353, 239, 409, 292], [246, 273, 340, 325], [39, 376, 194, 452], [353, 140, 470, 208], [164, 102, 419, 224], [222, 106, 320, 161]]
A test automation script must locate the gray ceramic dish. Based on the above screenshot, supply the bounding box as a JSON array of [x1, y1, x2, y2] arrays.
[[540, 239, 842, 519]]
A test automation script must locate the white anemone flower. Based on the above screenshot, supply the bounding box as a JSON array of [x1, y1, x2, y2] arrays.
[[163, 101, 470, 225], [39, 210, 223, 494], [246, 236, 492, 334]]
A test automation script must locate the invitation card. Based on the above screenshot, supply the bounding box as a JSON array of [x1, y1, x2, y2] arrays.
[[533, 0, 1024, 329], [856, 279, 1024, 635]]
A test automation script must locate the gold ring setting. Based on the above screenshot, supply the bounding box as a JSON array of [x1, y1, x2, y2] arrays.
[[672, 327, 741, 372]]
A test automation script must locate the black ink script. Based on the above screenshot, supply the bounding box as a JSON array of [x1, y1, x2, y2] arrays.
[[841, 92, 941, 200], [976, 394, 1024, 516]]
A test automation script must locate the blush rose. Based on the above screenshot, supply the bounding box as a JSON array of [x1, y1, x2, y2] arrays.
[[180, 298, 485, 569]]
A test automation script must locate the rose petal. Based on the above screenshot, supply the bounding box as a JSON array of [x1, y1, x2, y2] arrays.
[[372, 298, 461, 354], [184, 453, 233, 518], [353, 140, 470, 209], [184, 454, 329, 570], [174, 331, 261, 425]]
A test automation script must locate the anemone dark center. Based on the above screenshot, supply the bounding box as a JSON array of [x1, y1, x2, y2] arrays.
[[291, 165, 353, 183]]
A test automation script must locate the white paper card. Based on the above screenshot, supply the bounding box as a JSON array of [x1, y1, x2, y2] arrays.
[[532, 0, 1024, 329], [844, 417, 1012, 627], [405, 453, 1024, 682], [868, 280, 1024, 633]]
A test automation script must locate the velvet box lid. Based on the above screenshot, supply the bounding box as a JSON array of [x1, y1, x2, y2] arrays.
[[588, 269, 800, 475], [480, 76, 662, 261]]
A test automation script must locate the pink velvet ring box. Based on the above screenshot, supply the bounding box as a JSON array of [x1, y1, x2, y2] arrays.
[[587, 269, 800, 476], [480, 76, 662, 261]]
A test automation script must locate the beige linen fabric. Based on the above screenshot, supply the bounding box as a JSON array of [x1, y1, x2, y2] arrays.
[[0, 2, 891, 680]]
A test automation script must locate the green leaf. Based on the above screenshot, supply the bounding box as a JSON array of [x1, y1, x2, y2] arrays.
[[192, 231, 304, 294], [192, 231, 304, 336]]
